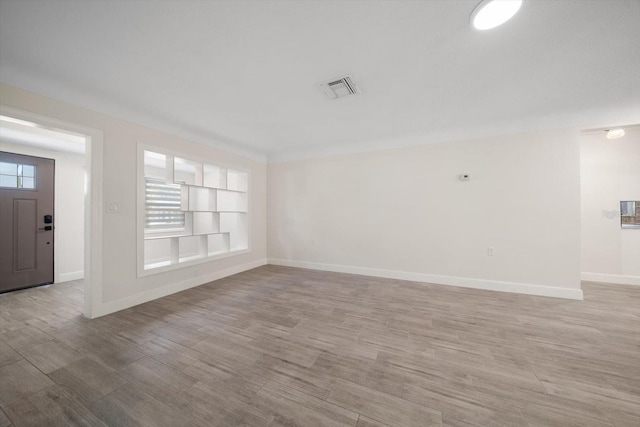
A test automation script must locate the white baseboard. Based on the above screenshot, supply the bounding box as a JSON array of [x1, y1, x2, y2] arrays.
[[268, 258, 584, 300], [581, 272, 640, 286], [92, 258, 267, 318], [57, 270, 84, 283]]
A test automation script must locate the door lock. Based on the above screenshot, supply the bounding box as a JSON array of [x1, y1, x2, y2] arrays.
[[39, 215, 54, 231]]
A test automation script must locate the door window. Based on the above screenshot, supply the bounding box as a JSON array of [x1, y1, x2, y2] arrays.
[[0, 162, 36, 189]]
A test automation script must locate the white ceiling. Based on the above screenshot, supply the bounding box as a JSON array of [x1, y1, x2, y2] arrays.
[[0, 0, 638, 162]]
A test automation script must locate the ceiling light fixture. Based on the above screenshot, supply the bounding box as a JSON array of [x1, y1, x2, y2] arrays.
[[606, 129, 625, 139], [471, 0, 522, 30]]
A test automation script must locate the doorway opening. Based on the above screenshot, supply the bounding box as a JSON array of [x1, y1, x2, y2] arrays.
[[0, 106, 103, 318], [580, 124, 640, 286]]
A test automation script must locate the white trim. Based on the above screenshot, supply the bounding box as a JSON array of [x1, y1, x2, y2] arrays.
[[0, 105, 104, 319], [93, 258, 267, 317], [86, 126, 104, 319], [268, 258, 584, 300], [57, 270, 84, 283], [581, 272, 640, 286]]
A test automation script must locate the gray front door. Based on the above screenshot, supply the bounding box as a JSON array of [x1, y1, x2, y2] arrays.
[[0, 151, 55, 292]]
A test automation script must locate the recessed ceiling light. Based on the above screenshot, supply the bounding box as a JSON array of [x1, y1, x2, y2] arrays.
[[471, 0, 522, 30], [606, 129, 625, 139]]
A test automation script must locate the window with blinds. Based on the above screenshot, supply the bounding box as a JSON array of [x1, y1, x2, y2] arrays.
[[144, 178, 185, 230]]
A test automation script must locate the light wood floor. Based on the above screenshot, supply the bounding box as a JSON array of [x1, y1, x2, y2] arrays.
[[0, 265, 638, 427]]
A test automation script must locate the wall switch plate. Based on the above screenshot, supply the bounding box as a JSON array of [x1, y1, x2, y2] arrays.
[[487, 247, 495, 256], [459, 174, 470, 181], [106, 203, 120, 213]]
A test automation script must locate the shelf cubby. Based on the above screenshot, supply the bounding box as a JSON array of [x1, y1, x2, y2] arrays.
[[178, 235, 207, 262], [207, 233, 230, 256], [193, 211, 220, 235], [227, 169, 248, 192], [217, 189, 247, 212], [203, 164, 227, 189], [174, 157, 203, 186], [220, 212, 248, 251], [188, 187, 216, 212], [144, 236, 178, 270], [144, 151, 174, 183]]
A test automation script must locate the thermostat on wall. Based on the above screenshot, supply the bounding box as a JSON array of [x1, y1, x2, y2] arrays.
[[459, 174, 470, 181]]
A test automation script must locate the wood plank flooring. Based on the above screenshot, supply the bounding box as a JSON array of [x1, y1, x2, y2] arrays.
[[0, 265, 638, 426]]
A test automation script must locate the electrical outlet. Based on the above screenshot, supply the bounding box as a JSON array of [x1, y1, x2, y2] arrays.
[[487, 247, 495, 256]]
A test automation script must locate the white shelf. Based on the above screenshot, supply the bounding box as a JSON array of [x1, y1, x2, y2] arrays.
[[144, 233, 192, 240], [144, 260, 172, 270], [142, 149, 249, 273]]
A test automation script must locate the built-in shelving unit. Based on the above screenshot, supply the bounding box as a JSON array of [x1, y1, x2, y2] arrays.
[[140, 149, 248, 273]]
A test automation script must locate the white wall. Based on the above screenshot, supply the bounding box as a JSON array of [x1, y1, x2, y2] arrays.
[[581, 126, 640, 285], [1, 83, 267, 316], [0, 140, 85, 283], [268, 129, 583, 299]]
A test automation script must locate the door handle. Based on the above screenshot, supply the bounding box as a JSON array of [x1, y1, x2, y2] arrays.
[[38, 226, 53, 231]]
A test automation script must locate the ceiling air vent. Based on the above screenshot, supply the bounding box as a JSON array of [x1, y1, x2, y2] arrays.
[[319, 75, 358, 100]]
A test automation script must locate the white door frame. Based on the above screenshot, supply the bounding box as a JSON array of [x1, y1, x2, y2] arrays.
[[0, 105, 103, 318]]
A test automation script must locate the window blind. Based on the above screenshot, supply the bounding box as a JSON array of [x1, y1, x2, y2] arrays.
[[145, 178, 185, 230]]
